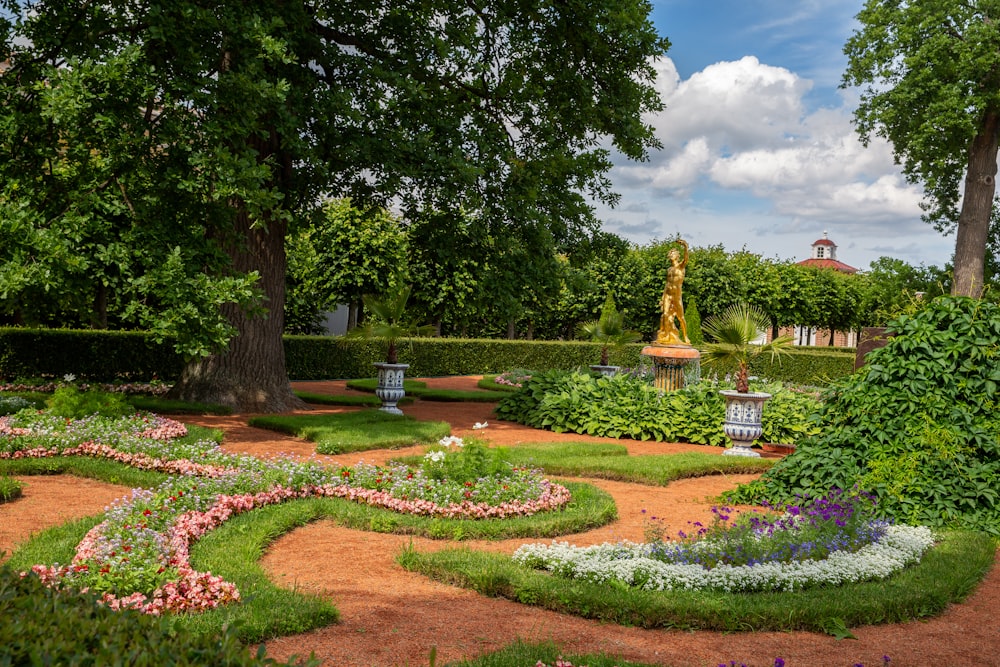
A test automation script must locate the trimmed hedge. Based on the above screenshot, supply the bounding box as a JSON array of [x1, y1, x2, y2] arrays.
[[0, 328, 855, 386], [0, 327, 182, 381], [702, 349, 855, 387], [0, 568, 316, 666]]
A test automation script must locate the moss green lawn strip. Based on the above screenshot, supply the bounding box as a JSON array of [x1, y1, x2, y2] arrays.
[[248, 409, 451, 454], [399, 530, 995, 635], [396, 441, 773, 487], [442, 639, 656, 667], [346, 378, 506, 402], [293, 391, 414, 407]]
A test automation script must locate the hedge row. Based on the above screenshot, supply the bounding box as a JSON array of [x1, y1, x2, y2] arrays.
[[0, 328, 855, 386]]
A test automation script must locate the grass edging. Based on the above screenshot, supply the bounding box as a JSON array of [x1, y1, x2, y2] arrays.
[[398, 530, 996, 634], [5, 468, 615, 642], [248, 410, 451, 454], [346, 378, 506, 402], [395, 442, 774, 487]]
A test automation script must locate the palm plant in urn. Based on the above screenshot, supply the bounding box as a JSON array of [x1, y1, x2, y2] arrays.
[[346, 284, 434, 414], [701, 303, 792, 456], [577, 293, 642, 377]]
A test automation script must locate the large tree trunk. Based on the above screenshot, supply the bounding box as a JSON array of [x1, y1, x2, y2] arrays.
[[169, 209, 305, 413], [952, 111, 1000, 298]]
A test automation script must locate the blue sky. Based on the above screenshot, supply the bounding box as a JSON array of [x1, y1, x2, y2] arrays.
[[594, 1, 955, 271]]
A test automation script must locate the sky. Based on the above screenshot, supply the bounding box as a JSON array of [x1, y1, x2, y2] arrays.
[[594, 0, 952, 271]]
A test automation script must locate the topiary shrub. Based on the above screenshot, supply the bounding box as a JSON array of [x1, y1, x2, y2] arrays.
[[0, 569, 317, 666], [684, 297, 704, 346], [727, 296, 1000, 535]]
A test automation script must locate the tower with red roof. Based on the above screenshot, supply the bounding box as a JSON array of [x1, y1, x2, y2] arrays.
[[796, 232, 857, 274]]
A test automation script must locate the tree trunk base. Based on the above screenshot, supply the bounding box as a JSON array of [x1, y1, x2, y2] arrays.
[[169, 359, 308, 413]]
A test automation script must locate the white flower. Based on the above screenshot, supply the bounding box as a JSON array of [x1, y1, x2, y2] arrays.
[[423, 450, 446, 463], [63, 373, 76, 383], [473, 422, 488, 430], [438, 436, 465, 448], [512, 525, 934, 593]]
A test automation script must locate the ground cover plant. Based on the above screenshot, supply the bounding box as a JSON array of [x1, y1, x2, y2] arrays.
[[495, 370, 820, 445], [0, 474, 21, 502], [248, 409, 451, 454], [727, 296, 1000, 535], [0, 407, 609, 625]]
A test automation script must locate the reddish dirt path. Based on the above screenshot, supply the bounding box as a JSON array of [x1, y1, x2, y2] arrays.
[[1, 376, 997, 667]]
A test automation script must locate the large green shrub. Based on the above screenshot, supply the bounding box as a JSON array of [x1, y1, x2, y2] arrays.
[[728, 296, 1000, 535], [494, 370, 820, 445], [0, 569, 315, 666], [46, 387, 136, 419]]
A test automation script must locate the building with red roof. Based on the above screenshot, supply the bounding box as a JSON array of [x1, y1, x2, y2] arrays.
[[778, 232, 859, 347], [796, 232, 858, 274]]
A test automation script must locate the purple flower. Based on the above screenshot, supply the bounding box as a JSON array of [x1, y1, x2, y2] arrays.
[[774, 659, 785, 667]]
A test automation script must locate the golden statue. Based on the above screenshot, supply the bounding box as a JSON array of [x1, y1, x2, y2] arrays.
[[655, 239, 691, 346]]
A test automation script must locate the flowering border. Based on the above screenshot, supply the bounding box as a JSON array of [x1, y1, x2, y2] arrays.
[[513, 525, 934, 593], [3, 414, 572, 614]]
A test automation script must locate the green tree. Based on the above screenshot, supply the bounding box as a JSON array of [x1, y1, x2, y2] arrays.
[[859, 257, 945, 326], [0, 0, 668, 411], [683, 298, 704, 346], [576, 292, 642, 366], [285, 200, 407, 334], [404, 209, 484, 335], [844, 1, 1000, 297]]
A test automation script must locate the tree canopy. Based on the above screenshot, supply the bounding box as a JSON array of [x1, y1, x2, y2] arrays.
[[0, 0, 669, 410], [843, 0, 1000, 297]]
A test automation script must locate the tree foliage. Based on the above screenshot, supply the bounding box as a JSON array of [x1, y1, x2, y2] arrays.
[[0, 0, 669, 409], [844, 1, 1000, 296]]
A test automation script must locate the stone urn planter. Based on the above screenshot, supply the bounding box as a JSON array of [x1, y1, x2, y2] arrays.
[[720, 389, 770, 457], [589, 364, 620, 378], [374, 362, 409, 415]]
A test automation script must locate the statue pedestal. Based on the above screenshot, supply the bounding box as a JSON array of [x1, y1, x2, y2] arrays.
[[640, 345, 701, 392]]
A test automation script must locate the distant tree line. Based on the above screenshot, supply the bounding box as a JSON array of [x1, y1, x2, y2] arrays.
[[284, 201, 959, 344]]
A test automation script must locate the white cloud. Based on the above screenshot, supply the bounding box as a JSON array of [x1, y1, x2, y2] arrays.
[[599, 55, 941, 268]]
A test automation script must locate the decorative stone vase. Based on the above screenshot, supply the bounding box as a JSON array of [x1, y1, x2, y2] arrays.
[[720, 390, 771, 458], [589, 364, 620, 378], [373, 362, 409, 415]]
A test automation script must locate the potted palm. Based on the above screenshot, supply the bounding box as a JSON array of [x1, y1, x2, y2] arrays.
[[346, 284, 434, 414], [577, 293, 642, 377], [701, 303, 792, 457]]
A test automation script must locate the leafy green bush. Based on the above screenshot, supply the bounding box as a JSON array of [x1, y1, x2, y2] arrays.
[[0, 569, 316, 666], [728, 296, 1000, 535], [0, 395, 34, 415], [494, 370, 820, 445], [45, 386, 135, 419], [0, 475, 22, 503]]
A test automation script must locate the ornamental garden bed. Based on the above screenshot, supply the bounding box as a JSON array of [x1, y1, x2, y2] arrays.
[[1, 376, 997, 667]]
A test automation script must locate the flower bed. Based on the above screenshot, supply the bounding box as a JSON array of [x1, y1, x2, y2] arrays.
[[514, 490, 934, 593], [2, 411, 572, 614]]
